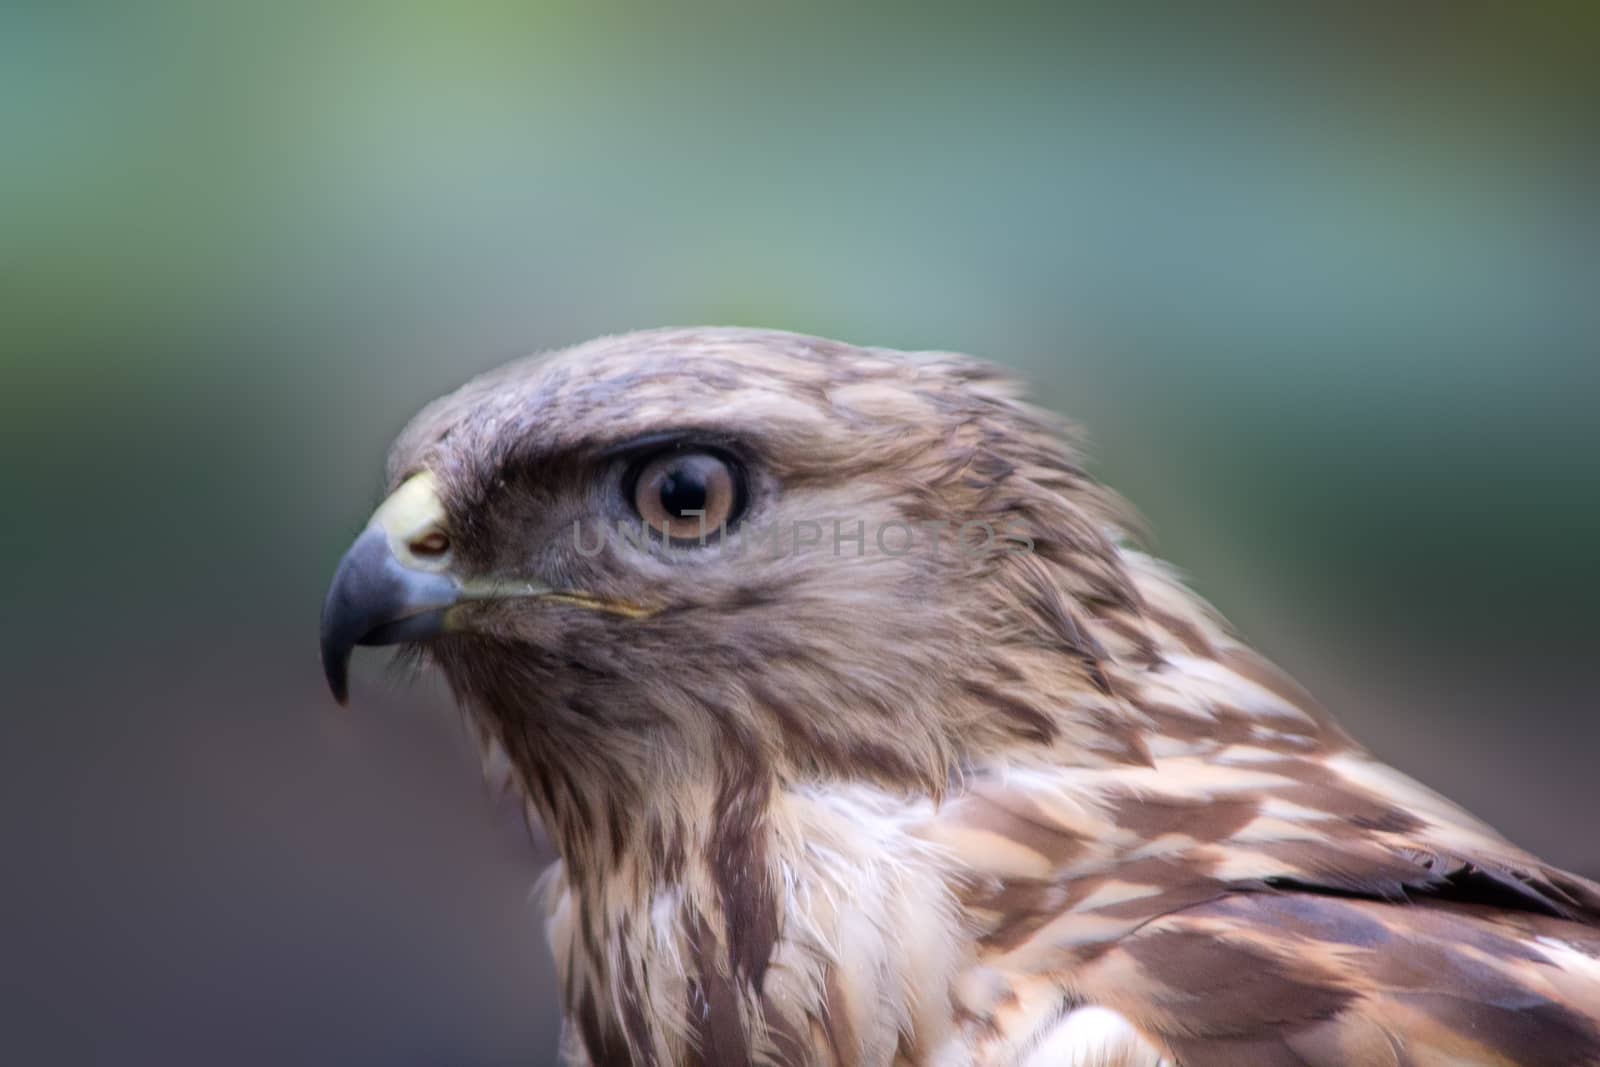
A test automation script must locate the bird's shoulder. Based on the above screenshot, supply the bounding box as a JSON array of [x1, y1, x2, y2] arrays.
[[921, 747, 1600, 1065]]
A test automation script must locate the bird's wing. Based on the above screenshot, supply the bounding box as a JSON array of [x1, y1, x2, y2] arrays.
[[930, 748, 1600, 1066], [1064, 891, 1600, 1066]]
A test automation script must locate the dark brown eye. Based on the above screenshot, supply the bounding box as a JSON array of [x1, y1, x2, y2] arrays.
[[630, 450, 741, 542]]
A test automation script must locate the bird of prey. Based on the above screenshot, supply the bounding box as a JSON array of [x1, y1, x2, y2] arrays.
[[321, 328, 1600, 1066]]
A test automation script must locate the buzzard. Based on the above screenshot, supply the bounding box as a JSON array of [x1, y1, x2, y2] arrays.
[[321, 328, 1600, 1065]]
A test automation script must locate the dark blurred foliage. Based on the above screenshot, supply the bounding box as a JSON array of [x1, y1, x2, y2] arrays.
[[2, 4, 1596, 1063]]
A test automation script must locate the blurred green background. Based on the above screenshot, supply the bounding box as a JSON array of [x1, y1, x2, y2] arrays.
[[3, 4, 1596, 1064]]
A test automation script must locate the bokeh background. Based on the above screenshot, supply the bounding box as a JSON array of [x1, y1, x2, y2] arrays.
[[4, 4, 1597, 1064]]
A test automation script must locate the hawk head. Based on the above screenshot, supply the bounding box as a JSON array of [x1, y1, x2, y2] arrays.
[[322, 329, 1146, 855]]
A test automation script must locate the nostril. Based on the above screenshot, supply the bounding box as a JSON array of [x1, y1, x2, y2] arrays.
[[409, 531, 451, 558]]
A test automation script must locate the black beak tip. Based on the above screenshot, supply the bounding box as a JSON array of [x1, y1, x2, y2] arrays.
[[321, 603, 355, 706], [323, 645, 351, 706]]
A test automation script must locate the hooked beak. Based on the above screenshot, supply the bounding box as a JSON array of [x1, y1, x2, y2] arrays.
[[321, 470, 662, 704], [320, 472, 477, 704]]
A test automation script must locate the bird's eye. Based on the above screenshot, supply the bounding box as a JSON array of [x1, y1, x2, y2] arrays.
[[629, 450, 743, 543]]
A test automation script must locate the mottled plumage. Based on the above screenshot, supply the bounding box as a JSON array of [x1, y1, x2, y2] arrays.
[[322, 328, 1600, 1065]]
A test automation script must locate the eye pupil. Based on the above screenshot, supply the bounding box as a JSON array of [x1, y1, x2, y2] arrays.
[[659, 470, 708, 518]]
